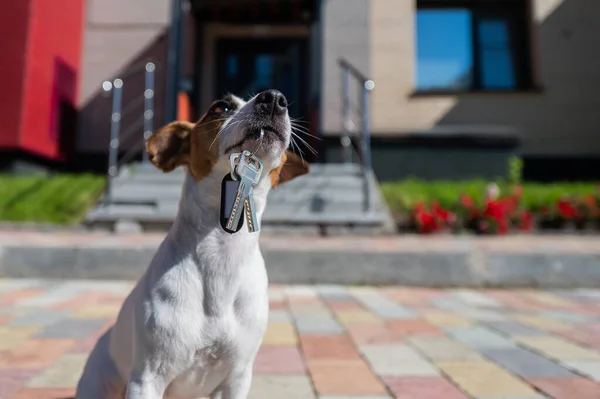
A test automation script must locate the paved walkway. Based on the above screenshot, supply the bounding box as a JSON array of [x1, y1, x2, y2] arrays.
[[2, 280, 600, 398]]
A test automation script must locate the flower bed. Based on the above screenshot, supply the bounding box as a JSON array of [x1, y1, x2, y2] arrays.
[[380, 180, 600, 235]]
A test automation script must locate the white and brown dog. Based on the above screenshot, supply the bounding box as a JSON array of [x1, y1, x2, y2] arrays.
[[75, 90, 309, 399]]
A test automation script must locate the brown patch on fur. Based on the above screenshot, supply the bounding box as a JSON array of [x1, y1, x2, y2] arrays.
[[146, 121, 194, 172], [145, 101, 229, 180], [269, 151, 310, 188]]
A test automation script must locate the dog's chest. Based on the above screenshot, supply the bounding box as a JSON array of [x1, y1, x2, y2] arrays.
[[164, 307, 267, 398], [160, 272, 268, 398]]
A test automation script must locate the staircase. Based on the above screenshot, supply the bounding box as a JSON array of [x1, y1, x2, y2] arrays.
[[86, 59, 394, 234], [85, 162, 393, 234]]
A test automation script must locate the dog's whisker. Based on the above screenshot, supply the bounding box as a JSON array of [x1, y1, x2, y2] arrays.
[[291, 132, 318, 155]]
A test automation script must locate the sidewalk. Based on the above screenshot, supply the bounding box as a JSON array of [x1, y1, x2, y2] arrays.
[[2, 279, 600, 398], [1, 231, 600, 286]]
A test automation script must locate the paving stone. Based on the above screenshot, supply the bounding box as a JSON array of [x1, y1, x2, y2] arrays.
[[345, 322, 401, 345], [7, 310, 70, 327], [526, 293, 576, 308], [0, 339, 76, 370], [528, 377, 600, 399], [36, 318, 107, 339], [262, 323, 298, 346], [284, 285, 318, 298], [268, 310, 292, 323], [437, 360, 540, 397], [4, 281, 600, 399], [350, 289, 416, 319], [484, 321, 544, 336], [537, 311, 591, 323], [562, 361, 600, 382], [324, 300, 365, 312], [254, 346, 306, 374], [387, 319, 441, 337], [479, 347, 575, 378], [384, 376, 469, 399], [249, 375, 315, 399], [0, 370, 38, 399], [456, 308, 510, 322], [408, 336, 483, 361], [359, 344, 440, 377], [0, 327, 40, 350], [315, 285, 354, 301], [446, 326, 516, 349], [334, 310, 380, 325], [422, 311, 473, 327], [452, 290, 503, 308], [300, 334, 361, 360], [294, 316, 344, 334], [27, 354, 88, 387], [516, 315, 570, 332], [319, 396, 391, 399], [18, 284, 84, 308], [476, 396, 547, 399], [515, 336, 600, 361], [0, 289, 45, 307], [306, 359, 388, 396], [71, 304, 122, 319], [288, 304, 331, 317], [9, 387, 77, 399]]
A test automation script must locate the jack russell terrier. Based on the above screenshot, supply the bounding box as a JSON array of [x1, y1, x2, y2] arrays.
[[75, 89, 310, 399]]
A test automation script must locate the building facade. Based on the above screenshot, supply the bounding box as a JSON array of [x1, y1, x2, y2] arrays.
[[2, 0, 600, 180]]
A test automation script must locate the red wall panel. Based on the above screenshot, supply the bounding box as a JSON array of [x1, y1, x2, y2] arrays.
[[0, 1, 31, 149], [20, 0, 85, 161]]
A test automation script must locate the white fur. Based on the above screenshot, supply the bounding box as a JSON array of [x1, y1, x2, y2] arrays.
[[75, 93, 291, 399]]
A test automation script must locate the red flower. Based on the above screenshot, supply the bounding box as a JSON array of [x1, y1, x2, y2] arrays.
[[415, 209, 437, 234], [518, 211, 534, 232], [432, 202, 455, 225], [557, 198, 577, 219], [460, 194, 474, 208]]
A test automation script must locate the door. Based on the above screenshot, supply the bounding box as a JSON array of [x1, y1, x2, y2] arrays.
[[216, 38, 316, 161]]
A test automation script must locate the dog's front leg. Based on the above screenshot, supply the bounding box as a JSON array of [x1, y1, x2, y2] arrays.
[[125, 370, 167, 399], [210, 367, 253, 399]]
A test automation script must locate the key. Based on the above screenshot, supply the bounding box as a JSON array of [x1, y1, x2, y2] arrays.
[[225, 154, 263, 231], [244, 191, 259, 233]]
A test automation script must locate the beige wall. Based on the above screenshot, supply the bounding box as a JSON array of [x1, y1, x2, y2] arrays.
[[76, 0, 170, 153], [369, 0, 600, 156]]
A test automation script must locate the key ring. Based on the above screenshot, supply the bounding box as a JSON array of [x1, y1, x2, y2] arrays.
[[229, 129, 264, 181]]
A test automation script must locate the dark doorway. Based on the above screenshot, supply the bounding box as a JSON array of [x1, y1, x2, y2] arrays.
[[216, 38, 316, 161]]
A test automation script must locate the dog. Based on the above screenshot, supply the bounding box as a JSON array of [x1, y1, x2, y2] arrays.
[[75, 89, 310, 399]]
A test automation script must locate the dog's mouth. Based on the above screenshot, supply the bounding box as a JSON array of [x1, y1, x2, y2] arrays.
[[223, 125, 286, 155]]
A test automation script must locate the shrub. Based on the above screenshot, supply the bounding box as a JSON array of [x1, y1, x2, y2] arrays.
[[380, 180, 600, 234]]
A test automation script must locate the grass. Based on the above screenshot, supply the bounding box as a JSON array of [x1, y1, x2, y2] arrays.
[[380, 179, 599, 214], [0, 174, 106, 224]]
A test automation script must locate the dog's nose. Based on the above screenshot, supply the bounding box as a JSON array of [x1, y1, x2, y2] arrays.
[[254, 90, 288, 116]]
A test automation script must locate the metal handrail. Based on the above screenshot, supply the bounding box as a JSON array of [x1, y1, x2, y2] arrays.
[[338, 58, 375, 212], [102, 61, 156, 204]]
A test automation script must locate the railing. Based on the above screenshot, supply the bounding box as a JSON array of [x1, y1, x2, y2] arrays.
[[339, 58, 375, 212], [102, 61, 156, 204]]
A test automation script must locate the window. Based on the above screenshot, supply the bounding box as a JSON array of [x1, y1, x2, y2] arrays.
[[416, 0, 532, 92]]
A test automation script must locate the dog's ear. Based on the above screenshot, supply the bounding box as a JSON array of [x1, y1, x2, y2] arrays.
[[146, 121, 194, 173], [269, 151, 310, 188]]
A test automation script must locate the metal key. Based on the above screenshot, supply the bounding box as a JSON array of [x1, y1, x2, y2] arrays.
[[244, 191, 259, 232], [226, 153, 263, 231]]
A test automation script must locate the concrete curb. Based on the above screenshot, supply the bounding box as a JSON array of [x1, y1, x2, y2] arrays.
[[1, 233, 600, 287]]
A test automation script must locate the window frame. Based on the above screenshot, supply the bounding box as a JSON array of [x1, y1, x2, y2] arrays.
[[415, 0, 535, 94]]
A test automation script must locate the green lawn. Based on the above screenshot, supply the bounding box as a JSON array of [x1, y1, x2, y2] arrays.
[[0, 174, 106, 224]]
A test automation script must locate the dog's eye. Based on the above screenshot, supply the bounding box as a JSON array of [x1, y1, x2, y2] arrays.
[[210, 102, 231, 115]]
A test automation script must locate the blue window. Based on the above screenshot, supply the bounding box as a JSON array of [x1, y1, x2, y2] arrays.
[[416, 1, 531, 92]]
